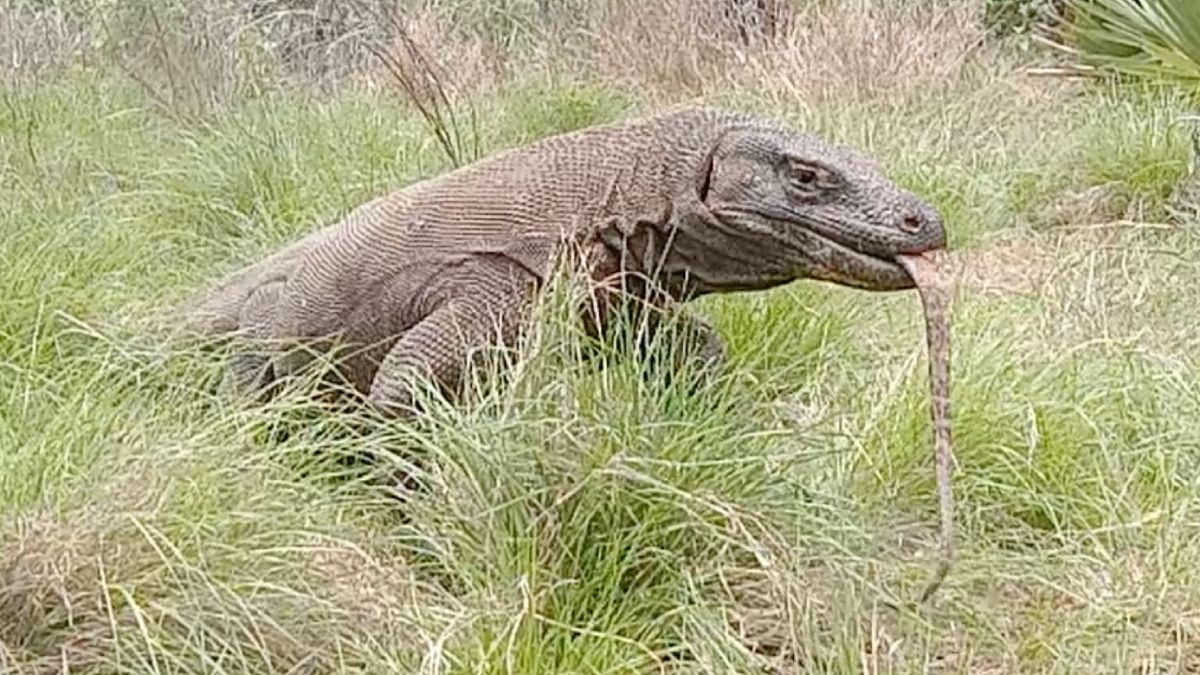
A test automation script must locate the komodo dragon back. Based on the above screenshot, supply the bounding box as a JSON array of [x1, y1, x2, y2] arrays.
[[183, 107, 748, 338]]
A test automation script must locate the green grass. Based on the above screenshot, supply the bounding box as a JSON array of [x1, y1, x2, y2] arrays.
[[3, 55, 1200, 674]]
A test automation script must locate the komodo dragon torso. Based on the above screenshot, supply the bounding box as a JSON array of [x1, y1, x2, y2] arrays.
[[181, 106, 947, 417]]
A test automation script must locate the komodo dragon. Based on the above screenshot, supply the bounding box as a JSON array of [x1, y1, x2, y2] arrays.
[[180, 106, 948, 418]]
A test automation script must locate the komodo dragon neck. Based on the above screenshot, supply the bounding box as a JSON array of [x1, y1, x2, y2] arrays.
[[532, 109, 768, 301], [325, 108, 762, 332]]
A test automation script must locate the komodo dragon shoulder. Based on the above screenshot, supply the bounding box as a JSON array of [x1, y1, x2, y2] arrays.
[[178, 106, 947, 417]]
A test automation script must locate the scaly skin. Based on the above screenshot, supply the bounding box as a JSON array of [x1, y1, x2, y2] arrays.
[[179, 106, 947, 417]]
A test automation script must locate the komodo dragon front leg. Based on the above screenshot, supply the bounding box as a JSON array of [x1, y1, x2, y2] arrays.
[[222, 281, 285, 399], [363, 257, 536, 419]]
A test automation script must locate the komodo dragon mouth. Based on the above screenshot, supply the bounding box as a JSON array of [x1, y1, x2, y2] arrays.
[[704, 197, 946, 293], [806, 226, 925, 290], [803, 215, 948, 291]]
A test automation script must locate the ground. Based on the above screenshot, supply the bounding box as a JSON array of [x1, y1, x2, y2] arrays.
[[2, 1, 1200, 673]]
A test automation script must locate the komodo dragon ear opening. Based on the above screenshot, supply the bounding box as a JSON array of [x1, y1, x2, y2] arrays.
[[694, 139, 718, 202]]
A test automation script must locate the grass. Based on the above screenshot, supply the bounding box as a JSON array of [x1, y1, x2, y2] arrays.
[[3, 2, 1200, 672]]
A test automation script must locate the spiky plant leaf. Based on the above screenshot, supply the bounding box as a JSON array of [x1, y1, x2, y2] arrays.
[[1060, 0, 1200, 83]]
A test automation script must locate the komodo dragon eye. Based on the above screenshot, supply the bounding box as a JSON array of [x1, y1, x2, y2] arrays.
[[783, 157, 841, 196]]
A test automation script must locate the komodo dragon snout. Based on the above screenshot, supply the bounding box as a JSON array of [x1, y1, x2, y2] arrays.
[[670, 125, 946, 293]]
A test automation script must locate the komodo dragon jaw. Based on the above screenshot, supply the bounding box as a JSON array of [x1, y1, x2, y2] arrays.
[[664, 123, 946, 294]]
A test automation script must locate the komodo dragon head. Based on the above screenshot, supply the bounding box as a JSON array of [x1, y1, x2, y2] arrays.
[[658, 112, 947, 294], [650, 111, 956, 603]]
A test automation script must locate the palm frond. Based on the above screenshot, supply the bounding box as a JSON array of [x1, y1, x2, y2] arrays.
[[1043, 0, 1200, 84]]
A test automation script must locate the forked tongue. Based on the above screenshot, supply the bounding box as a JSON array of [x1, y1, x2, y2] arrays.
[[895, 250, 955, 605]]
